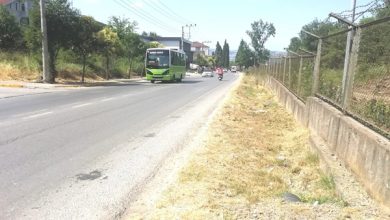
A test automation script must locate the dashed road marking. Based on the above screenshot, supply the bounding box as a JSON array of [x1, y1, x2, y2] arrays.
[[14, 109, 49, 118], [23, 111, 53, 119], [100, 97, 115, 102], [71, 103, 92, 109]]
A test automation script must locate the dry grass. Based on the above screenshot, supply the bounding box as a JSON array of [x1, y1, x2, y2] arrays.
[[128, 75, 381, 219], [0, 63, 39, 81]]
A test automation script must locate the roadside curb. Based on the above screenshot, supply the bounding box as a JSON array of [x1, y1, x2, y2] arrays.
[[0, 78, 145, 89]]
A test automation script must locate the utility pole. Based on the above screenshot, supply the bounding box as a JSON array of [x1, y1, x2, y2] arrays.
[[185, 24, 196, 40], [39, 0, 51, 83], [181, 26, 184, 50]]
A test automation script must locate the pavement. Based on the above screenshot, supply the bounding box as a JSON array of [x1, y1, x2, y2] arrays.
[[0, 72, 239, 219], [0, 73, 202, 99]]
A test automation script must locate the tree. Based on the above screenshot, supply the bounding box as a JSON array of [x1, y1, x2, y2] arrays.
[[299, 19, 344, 52], [215, 41, 223, 67], [26, 0, 81, 81], [207, 56, 216, 67], [222, 40, 230, 68], [72, 16, 102, 83], [109, 16, 145, 78], [141, 31, 159, 40], [235, 39, 254, 68], [148, 41, 164, 48], [358, 1, 390, 70], [96, 27, 120, 80], [288, 37, 302, 52], [0, 5, 22, 50], [246, 19, 276, 64], [195, 53, 209, 66]]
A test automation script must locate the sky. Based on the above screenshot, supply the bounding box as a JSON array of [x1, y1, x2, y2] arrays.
[[72, 0, 372, 51]]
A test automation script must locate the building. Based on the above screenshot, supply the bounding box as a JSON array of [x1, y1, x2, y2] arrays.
[[141, 36, 193, 64], [191, 41, 210, 56], [0, 0, 33, 24]]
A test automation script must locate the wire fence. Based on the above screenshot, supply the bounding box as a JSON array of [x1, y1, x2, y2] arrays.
[[349, 21, 390, 132], [262, 18, 390, 138], [267, 55, 316, 102], [318, 32, 348, 106]]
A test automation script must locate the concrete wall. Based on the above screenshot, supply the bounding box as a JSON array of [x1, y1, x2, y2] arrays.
[[265, 77, 308, 126], [264, 76, 390, 207]]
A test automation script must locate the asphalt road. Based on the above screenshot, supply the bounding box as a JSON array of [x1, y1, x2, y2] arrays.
[[0, 73, 239, 219]]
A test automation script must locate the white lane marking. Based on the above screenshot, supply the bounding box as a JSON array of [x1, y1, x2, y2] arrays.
[[23, 111, 53, 119], [71, 103, 92, 109], [13, 109, 49, 117], [120, 94, 134, 98], [100, 97, 115, 102]]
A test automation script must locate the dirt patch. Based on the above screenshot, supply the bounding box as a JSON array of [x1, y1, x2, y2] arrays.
[[126, 75, 388, 219]]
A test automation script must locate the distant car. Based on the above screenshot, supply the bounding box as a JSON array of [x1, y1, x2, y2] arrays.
[[223, 68, 228, 73], [231, 66, 237, 73], [201, 68, 214, 77]]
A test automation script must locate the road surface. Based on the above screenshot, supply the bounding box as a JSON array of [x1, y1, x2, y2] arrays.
[[0, 73, 239, 219]]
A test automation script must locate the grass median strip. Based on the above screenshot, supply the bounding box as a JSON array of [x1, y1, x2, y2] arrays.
[[128, 75, 383, 219]]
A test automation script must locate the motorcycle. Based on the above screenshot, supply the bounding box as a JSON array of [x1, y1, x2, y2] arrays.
[[216, 67, 223, 81]]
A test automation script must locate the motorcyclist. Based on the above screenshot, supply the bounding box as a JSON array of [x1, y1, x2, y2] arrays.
[[216, 67, 223, 76]]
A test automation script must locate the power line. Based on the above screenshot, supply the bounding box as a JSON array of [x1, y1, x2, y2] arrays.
[[113, 0, 177, 33], [140, 0, 184, 25], [121, 0, 178, 31], [156, 0, 194, 24]]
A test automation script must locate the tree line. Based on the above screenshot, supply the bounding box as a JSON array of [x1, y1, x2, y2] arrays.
[[235, 19, 276, 69], [287, 0, 389, 68], [193, 40, 230, 69], [0, 0, 160, 83], [193, 18, 276, 70]]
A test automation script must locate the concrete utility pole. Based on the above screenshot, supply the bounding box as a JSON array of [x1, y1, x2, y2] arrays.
[[181, 26, 184, 50], [185, 24, 196, 40], [39, 0, 51, 83]]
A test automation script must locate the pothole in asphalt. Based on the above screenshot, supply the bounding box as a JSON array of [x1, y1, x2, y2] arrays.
[[76, 170, 102, 181], [144, 133, 156, 138]]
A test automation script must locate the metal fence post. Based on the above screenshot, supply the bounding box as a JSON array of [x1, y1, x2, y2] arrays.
[[279, 58, 283, 80], [283, 56, 287, 84], [342, 27, 361, 110], [273, 59, 277, 76], [297, 56, 304, 96], [288, 56, 292, 87], [312, 38, 322, 95]]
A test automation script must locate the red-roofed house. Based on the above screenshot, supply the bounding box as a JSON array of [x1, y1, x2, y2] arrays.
[[191, 41, 210, 56], [0, 0, 33, 24]]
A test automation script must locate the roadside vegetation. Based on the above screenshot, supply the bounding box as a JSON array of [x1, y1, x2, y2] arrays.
[[0, 0, 162, 83], [126, 75, 388, 219]]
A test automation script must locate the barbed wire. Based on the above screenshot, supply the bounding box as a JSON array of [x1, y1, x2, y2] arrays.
[[336, 0, 378, 15], [335, 0, 385, 21]]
